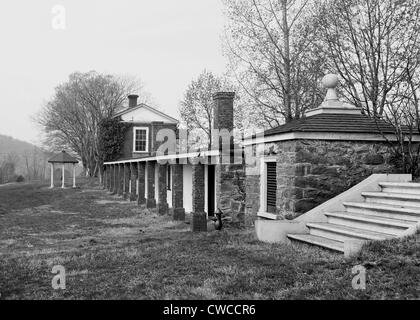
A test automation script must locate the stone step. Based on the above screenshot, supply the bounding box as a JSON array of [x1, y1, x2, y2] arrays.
[[362, 192, 420, 208], [343, 201, 420, 222], [325, 212, 416, 236], [379, 182, 420, 195], [306, 222, 396, 242], [287, 234, 344, 253]]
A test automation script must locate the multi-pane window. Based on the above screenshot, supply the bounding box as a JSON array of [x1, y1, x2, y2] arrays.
[[134, 127, 148, 152]]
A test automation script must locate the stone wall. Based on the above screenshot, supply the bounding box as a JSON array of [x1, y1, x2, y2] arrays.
[[216, 164, 246, 209], [291, 140, 397, 217], [245, 139, 399, 220], [244, 141, 297, 219], [244, 175, 260, 221], [215, 163, 246, 226]]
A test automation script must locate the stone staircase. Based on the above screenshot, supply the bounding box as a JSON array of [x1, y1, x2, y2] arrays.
[[287, 182, 420, 254]]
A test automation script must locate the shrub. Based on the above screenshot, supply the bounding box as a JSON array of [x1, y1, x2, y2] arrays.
[[98, 117, 131, 162]]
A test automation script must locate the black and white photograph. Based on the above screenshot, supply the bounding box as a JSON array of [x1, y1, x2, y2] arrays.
[[0, 0, 419, 306]]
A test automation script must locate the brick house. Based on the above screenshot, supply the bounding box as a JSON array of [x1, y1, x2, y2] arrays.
[[113, 94, 179, 160]]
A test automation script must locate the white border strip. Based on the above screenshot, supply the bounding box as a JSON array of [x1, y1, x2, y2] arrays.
[[104, 150, 220, 165], [243, 132, 420, 146]]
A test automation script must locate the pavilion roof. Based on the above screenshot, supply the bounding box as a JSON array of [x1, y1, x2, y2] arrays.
[[48, 151, 79, 164]]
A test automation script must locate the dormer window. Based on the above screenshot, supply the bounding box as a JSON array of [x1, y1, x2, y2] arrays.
[[133, 127, 149, 153]]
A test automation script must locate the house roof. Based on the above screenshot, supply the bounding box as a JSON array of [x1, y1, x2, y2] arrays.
[[263, 113, 409, 137], [48, 151, 79, 164], [257, 74, 418, 139], [113, 103, 178, 123]]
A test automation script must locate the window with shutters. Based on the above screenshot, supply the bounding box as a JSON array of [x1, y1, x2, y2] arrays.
[[266, 162, 277, 213]]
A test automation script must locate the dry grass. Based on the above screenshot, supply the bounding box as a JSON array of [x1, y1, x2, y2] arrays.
[[0, 180, 418, 300]]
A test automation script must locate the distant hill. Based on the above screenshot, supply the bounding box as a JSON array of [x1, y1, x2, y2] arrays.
[[0, 134, 52, 179], [0, 134, 42, 157]]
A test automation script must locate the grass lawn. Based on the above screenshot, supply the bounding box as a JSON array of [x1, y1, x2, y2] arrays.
[[0, 180, 418, 300]]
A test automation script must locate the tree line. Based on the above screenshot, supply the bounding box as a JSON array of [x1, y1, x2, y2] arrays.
[[0, 148, 50, 184]]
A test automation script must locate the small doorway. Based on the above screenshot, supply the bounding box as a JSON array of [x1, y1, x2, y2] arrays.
[[207, 165, 215, 217], [266, 162, 277, 213]]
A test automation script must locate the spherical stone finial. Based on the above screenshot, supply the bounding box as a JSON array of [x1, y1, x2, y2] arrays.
[[322, 74, 339, 89]]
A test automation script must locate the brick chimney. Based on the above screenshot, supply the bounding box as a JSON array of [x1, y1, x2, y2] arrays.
[[213, 92, 235, 132], [128, 94, 139, 108], [212, 92, 235, 158]]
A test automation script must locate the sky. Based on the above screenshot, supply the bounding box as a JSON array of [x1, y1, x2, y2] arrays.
[[0, 0, 228, 145]]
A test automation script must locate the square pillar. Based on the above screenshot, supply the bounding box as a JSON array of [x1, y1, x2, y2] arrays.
[[108, 165, 112, 191], [106, 165, 110, 191], [61, 164, 65, 189], [103, 166, 108, 190], [117, 164, 124, 196], [123, 163, 130, 200], [192, 164, 207, 232], [111, 164, 117, 194], [107, 165, 112, 191], [73, 163, 77, 188], [137, 162, 146, 205], [109, 165, 113, 193], [50, 163, 54, 188], [130, 163, 138, 201], [157, 163, 169, 215], [171, 164, 185, 221], [146, 161, 156, 208]]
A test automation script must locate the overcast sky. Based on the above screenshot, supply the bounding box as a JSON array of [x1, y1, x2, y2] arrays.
[[0, 0, 227, 144]]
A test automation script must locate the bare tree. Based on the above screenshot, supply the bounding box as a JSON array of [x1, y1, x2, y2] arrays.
[[179, 70, 239, 146], [0, 153, 18, 184], [315, 0, 420, 116], [223, 0, 325, 127], [23, 147, 50, 182], [373, 59, 420, 176], [313, 0, 420, 175], [36, 71, 146, 183]]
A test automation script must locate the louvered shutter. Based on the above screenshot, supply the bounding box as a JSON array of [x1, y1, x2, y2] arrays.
[[266, 162, 277, 213]]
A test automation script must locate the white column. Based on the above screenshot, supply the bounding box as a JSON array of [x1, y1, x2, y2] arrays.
[[73, 163, 76, 188], [62, 164, 65, 189], [50, 163, 54, 188]]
